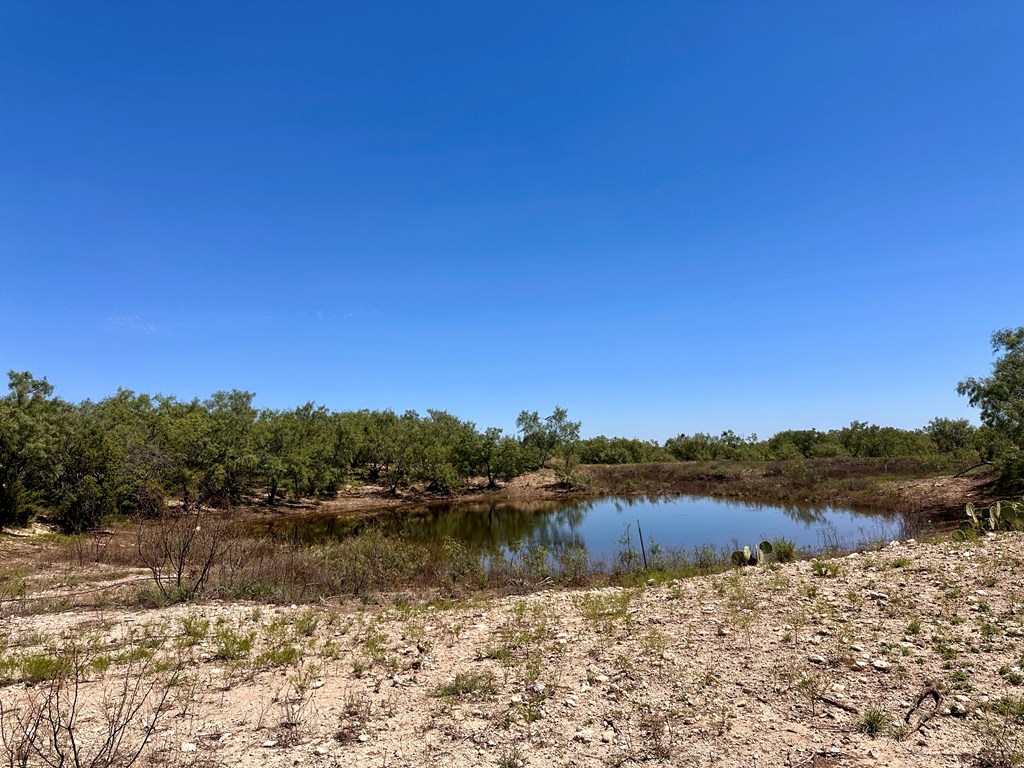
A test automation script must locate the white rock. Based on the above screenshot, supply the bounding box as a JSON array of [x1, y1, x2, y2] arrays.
[[181, 743, 198, 753]]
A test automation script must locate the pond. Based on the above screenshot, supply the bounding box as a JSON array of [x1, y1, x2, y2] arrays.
[[256, 495, 904, 563]]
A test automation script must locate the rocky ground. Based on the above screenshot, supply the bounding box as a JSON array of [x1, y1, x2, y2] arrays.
[[3, 530, 1024, 767]]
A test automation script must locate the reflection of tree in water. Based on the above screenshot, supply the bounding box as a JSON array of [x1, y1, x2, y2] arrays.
[[267, 500, 594, 556], [254, 495, 903, 559], [778, 504, 830, 526]]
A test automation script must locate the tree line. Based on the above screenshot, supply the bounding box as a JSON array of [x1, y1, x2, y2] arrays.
[[2, 326, 1021, 532], [0, 376, 581, 531], [580, 418, 981, 465]]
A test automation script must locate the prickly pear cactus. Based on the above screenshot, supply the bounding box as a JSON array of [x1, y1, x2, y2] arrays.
[[732, 541, 774, 566]]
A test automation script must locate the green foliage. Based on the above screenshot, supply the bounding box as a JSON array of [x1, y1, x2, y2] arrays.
[[429, 671, 496, 699], [578, 436, 671, 465], [959, 328, 1024, 485], [516, 406, 581, 481], [0, 371, 59, 526], [811, 559, 839, 577], [212, 626, 254, 661], [954, 499, 1024, 541], [771, 537, 797, 563], [857, 707, 889, 735]]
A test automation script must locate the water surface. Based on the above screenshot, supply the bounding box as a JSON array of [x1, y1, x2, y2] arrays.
[[259, 495, 903, 562]]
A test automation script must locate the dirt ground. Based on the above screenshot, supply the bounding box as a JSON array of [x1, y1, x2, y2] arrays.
[[3, 526, 1024, 767]]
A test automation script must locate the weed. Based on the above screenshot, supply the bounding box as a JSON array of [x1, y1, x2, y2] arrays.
[[476, 645, 513, 662], [257, 644, 300, 669], [430, 671, 496, 699], [772, 538, 798, 563], [178, 614, 210, 647], [577, 590, 633, 632], [336, 689, 374, 745], [496, 743, 528, 768], [812, 560, 840, 578], [1000, 666, 1024, 686], [293, 610, 319, 637], [212, 626, 254, 661], [857, 707, 889, 735], [796, 674, 826, 715], [19, 653, 71, 684], [990, 697, 1024, 724]]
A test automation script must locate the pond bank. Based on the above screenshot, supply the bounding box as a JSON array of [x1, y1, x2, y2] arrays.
[[269, 460, 994, 528]]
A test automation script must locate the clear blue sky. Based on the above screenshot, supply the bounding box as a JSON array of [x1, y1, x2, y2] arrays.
[[2, 2, 1021, 440]]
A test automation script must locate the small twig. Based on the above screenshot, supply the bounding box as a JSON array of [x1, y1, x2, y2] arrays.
[[819, 695, 859, 714], [904, 682, 941, 738]]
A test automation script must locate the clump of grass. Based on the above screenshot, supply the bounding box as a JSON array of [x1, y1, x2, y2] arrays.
[[212, 626, 254, 661], [906, 616, 922, 635], [20, 653, 71, 684], [771, 538, 798, 563], [576, 590, 633, 625], [991, 697, 1024, 725], [430, 671, 496, 699], [178, 614, 210, 647], [496, 743, 528, 768], [257, 644, 300, 669], [293, 610, 319, 637], [857, 707, 889, 736], [1000, 666, 1024, 686], [812, 559, 840, 577], [475, 645, 513, 662]]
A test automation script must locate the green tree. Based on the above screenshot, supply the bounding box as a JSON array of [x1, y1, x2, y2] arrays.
[[958, 327, 1024, 484], [478, 427, 525, 487], [90, 389, 169, 516], [0, 371, 60, 526], [516, 407, 581, 482], [49, 403, 119, 532]]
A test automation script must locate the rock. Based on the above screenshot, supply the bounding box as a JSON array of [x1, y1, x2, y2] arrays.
[[573, 730, 593, 743], [181, 743, 198, 753], [717, 627, 731, 637], [807, 654, 826, 664], [872, 659, 892, 671], [261, 740, 278, 748]]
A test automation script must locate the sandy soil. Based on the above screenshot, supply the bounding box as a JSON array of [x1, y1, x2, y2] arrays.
[[3, 530, 1024, 767]]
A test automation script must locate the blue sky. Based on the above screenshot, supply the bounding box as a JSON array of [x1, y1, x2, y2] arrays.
[[2, 2, 1021, 440]]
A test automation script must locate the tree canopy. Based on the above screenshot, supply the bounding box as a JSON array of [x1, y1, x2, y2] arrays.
[[958, 327, 1024, 485]]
